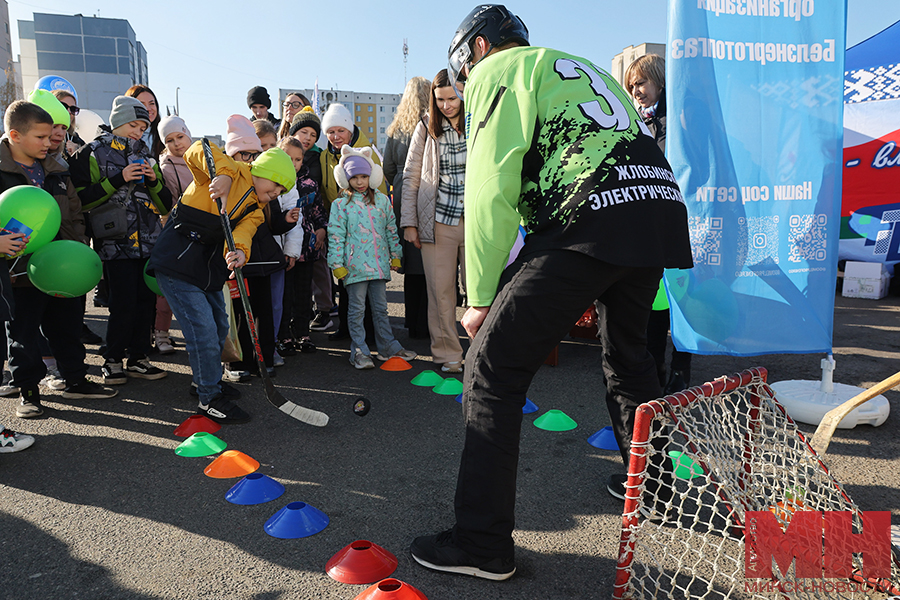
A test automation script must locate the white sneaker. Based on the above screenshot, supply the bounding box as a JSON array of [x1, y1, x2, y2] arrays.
[[223, 368, 251, 383], [41, 365, 66, 390], [154, 330, 175, 355], [0, 427, 35, 452], [350, 351, 375, 370], [441, 361, 463, 374]]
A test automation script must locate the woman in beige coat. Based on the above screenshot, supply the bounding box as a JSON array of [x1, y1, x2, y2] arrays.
[[401, 70, 467, 373]]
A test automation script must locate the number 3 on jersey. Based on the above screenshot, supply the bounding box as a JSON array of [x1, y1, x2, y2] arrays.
[[553, 58, 651, 137]]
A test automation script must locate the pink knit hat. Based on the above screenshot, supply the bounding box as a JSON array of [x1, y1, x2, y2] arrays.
[[225, 114, 263, 157]]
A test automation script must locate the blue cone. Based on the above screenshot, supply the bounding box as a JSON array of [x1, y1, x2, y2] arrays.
[[455, 393, 539, 415], [264, 501, 329, 539], [588, 426, 619, 451], [225, 473, 286, 505]]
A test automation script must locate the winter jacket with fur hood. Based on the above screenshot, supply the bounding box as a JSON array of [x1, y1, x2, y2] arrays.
[[327, 189, 401, 286]]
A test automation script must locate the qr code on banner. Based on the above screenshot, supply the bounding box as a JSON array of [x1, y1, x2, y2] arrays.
[[788, 214, 828, 262], [687, 216, 722, 266], [737, 215, 779, 266]]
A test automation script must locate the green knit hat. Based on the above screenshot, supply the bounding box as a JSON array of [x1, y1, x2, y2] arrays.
[[250, 148, 296, 192], [27, 89, 70, 128]]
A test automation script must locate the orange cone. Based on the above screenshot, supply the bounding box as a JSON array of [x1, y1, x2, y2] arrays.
[[204, 450, 259, 479], [380, 357, 411, 371]]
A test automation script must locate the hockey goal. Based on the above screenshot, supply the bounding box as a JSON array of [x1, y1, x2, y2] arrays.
[[613, 367, 899, 599]]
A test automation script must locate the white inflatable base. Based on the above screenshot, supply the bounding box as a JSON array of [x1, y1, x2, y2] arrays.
[[770, 379, 890, 429]]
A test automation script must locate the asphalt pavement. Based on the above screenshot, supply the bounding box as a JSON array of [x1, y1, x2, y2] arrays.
[[1, 275, 897, 599]]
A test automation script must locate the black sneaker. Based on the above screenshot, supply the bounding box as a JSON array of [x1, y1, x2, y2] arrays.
[[62, 379, 118, 399], [125, 358, 167, 380], [309, 311, 334, 332], [198, 395, 251, 424], [81, 325, 103, 345], [101, 360, 127, 385], [189, 381, 241, 399], [276, 340, 297, 357], [410, 529, 516, 581], [16, 388, 43, 419], [328, 328, 350, 341], [607, 473, 627, 501], [297, 337, 316, 353], [1, 370, 18, 397]]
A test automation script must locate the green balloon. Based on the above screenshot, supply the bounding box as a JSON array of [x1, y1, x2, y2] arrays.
[[651, 278, 669, 311], [666, 269, 690, 302], [143, 260, 162, 296], [0, 185, 61, 257], [27, 240, 102, 298], [653, 269, 692, 311]]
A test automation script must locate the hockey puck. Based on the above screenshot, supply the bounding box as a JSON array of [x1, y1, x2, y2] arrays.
[[353, 397, 371, 417]]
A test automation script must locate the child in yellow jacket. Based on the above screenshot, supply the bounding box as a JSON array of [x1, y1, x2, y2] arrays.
[[148, 141, 295, 423]]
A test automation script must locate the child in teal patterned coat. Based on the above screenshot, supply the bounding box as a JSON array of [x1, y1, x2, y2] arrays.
[[327, 146, 416, 369]]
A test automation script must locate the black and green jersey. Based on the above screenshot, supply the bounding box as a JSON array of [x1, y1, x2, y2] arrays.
[[463, 46, 693, 306]]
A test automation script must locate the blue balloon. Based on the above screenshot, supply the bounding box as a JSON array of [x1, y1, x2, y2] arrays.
[[34, 76, 78, 103]]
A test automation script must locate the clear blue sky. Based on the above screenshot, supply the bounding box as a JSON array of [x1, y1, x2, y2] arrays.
[[8, 0, 899, 138]]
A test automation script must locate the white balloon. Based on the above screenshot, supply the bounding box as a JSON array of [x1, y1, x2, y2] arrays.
[[75, 109, 106, 142]]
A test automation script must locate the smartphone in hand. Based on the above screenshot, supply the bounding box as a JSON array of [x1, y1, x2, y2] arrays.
[[129, 157, 145, 183]]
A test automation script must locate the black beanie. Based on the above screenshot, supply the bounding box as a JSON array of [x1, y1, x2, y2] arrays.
[[247, 86, 271, 109], [289, 107, 321, 138]]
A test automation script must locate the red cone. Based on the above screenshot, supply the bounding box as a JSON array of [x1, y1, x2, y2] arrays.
[[353, 579, 429, 600], [326, 540, 397, 584]]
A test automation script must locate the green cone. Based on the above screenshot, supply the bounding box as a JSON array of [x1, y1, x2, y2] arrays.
[[433, 378, 463, 395], [175, 432, 227, 457], [533, 409, 578, 431], [411, 370, 443, 387], [668, 451, 704, 479]]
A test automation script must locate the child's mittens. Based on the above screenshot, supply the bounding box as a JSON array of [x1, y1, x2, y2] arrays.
[[390, 258, 401, 269], [333, 266, 349, 280]]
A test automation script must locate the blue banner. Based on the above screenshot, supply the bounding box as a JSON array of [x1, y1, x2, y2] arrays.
[[666, 0, 846, 356]]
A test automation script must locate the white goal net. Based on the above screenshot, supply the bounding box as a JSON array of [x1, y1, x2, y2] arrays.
[[613, 368, 899, 599]]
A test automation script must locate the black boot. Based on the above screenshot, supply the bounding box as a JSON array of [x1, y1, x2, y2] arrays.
[[663, 370, 690, 395]]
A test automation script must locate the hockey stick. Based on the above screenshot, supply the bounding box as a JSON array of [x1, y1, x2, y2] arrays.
[[202, 138, 328, 427], [809, 370, 900, 455]]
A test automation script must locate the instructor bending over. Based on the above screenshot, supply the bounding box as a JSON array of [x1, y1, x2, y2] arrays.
[[410, 4, 693, 581]]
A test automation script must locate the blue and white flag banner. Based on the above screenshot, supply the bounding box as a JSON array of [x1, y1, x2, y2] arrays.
[[313, 78, 320, 116], [666, 0, 846, 356]]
